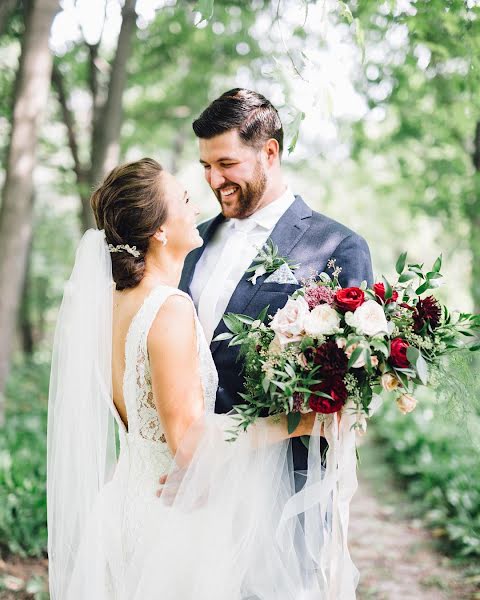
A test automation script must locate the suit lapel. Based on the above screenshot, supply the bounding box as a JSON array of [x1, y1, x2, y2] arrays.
[[179, 213, 225, 293], [210, 196, 312, 354]]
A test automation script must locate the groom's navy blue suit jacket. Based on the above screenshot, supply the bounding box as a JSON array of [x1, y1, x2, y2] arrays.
[[180, 196, 374, 472]]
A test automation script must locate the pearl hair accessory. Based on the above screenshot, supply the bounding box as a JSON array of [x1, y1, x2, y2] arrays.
[[107, 243, 141, 258]]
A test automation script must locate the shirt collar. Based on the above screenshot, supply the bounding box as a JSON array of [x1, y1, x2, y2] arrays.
[[227, 186, 295, 232]]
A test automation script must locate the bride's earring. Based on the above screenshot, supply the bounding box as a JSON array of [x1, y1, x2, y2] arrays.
[[161, 236, 168, 247]]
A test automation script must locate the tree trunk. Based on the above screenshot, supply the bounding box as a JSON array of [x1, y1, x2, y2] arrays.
[[88, 0, 137, 201], [19, 233, 34, 356], [0, 0, 17, 37], [0, 0, 58, 425]]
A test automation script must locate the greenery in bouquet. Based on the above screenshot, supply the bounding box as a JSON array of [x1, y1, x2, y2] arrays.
[[219, 251, 480, 439]]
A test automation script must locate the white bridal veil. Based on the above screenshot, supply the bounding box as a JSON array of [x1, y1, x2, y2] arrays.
[[47, 229, 359, 600], [47, 230, 117, 598]]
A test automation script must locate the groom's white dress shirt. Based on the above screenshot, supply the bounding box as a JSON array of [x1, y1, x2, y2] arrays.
[[190, 187, 295, 344]]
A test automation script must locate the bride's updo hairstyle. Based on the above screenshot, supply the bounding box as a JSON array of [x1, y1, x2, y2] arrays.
[[91, 158, 167, 290]]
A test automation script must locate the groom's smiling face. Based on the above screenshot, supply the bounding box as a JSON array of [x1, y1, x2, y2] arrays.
[[199, 130, 268, 219]]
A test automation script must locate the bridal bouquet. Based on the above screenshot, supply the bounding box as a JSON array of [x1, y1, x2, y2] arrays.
[[218, 253, 480, 438]]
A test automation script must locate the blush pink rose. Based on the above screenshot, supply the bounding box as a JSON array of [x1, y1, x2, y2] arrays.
[[270, 296, 309, 346]]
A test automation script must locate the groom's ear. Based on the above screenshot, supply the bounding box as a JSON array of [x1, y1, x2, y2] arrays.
[[264, 138, 281, 165]]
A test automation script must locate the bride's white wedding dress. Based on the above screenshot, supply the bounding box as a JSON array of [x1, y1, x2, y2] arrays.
[[68, 285, 218, 598], [47, 230, 359, 600]]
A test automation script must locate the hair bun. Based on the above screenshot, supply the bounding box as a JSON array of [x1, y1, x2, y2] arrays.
[[90, 158, 167, 290]]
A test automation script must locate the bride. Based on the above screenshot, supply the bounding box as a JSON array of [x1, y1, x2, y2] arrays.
[[47, 158, 358, 599]]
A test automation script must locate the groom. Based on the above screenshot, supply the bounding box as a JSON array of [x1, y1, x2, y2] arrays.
[[180, 89, 373, 480]]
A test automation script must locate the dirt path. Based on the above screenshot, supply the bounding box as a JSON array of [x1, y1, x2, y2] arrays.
[[350, 440, 478, 600], [0, 556, 47, 599]]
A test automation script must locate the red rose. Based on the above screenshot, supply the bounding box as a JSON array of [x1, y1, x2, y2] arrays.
[[334, 287, 365, 313], [374, 282, 399, 304], [389, 338, 410, 369], [309, 377, 347, 414]]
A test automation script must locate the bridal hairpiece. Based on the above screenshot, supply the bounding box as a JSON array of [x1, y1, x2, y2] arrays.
[[107, 243, 141, 258]]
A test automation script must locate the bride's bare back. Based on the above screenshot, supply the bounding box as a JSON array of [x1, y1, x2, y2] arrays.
[[111, 284, 158, 431]]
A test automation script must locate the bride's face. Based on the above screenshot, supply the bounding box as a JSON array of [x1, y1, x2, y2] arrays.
[[159, 171, 203, 254]]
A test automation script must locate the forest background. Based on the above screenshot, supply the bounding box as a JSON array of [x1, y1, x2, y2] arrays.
[[0, 0, 479, 597]]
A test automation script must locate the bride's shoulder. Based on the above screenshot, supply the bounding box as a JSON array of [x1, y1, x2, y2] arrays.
[[148, 290, 196, 349]]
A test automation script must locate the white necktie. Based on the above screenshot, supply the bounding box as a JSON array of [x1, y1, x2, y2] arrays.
[[197, 218, 258, 344]]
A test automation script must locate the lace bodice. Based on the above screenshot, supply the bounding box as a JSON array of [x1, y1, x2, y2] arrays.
[[123, 285, 217, 436]]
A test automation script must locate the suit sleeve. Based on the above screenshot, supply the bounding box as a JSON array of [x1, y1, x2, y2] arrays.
[[332, 233, 374, 288]]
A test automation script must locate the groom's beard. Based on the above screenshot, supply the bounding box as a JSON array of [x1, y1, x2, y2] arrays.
[[214, 162, 267, 219]]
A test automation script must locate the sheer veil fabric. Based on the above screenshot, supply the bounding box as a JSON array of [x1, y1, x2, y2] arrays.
[[47, 230, 118, 599], [47, 229, 359, 599]]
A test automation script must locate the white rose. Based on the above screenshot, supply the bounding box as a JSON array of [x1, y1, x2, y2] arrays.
[[304, 304, 341, 338], [396, 393, 417, 415], [347, 300, 389, 337], [381, 372, 401, 392], [270, 296, 309, 346]]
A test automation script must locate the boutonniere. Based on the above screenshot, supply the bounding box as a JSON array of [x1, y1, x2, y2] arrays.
[[246, 239, 300, 285]]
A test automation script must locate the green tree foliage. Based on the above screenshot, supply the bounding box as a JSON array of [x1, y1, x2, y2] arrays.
[[350, 0, 480, 308]]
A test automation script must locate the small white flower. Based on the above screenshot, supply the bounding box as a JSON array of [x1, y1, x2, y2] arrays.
[[346, 300, 389, 337], [249, 265, 267, 285], [304, 304, 341, 337]]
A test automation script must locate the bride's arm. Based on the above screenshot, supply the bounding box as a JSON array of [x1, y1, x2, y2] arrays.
[[148, 295, 205, 455], [148, 295, 316, 457]]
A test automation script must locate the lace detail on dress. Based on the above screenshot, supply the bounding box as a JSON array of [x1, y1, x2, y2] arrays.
[[114, 285, 218, 571], [123, 286, 217, 446]]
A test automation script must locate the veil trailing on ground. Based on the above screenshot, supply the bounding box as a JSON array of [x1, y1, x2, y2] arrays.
[[47, 229, 117, 599]]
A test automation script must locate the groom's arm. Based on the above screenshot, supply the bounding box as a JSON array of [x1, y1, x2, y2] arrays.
[[332, 233, 374, 288]]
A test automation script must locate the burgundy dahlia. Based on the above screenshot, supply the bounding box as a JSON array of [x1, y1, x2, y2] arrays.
[[413, 296, 442, 333], [304, 285, 335, 309], [309, 377, 347, 414], [313, 340, 348, 377]]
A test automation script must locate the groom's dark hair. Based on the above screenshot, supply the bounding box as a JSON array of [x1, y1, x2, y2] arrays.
[[192, 89, 284, 156]]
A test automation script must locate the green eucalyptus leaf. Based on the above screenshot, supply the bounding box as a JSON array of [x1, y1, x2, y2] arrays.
[[416, 352, 429, 385], [382, 276, 393, 300], [398, 271, 416, 283], [406, 346, 420, 364], [257, 304, 270, 322], [262, 377, 270, 393], [212, 332, 233, 342], [395, 251, 408, 275], [415, 281, 430, 295], [432, 254, 442, 273], [348, 345, 364, 368], [287, 411, 301, 435]]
